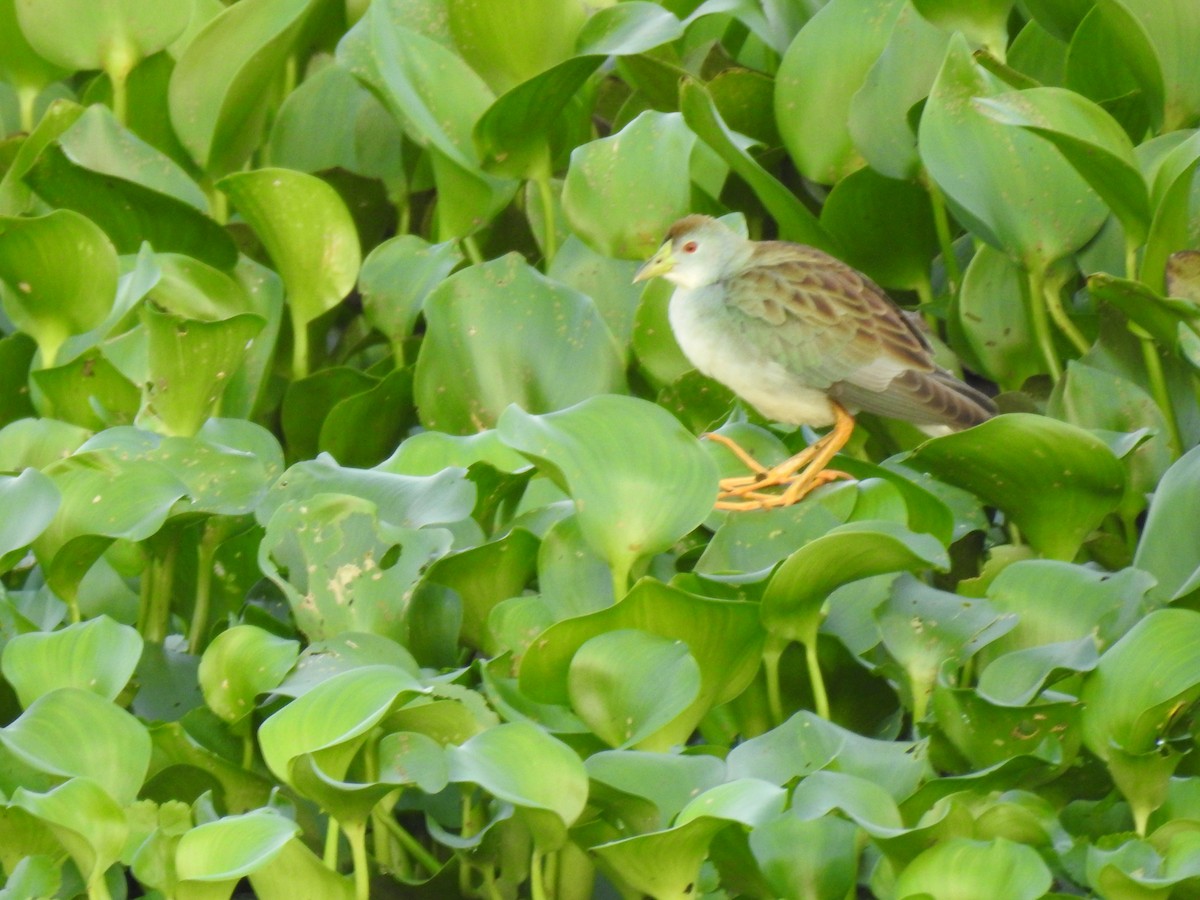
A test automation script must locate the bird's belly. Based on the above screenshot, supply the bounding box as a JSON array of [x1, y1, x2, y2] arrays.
[[669, 288, 838, 427]]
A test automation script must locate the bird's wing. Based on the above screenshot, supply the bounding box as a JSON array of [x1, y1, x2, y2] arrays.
[[721, 242, 935, 390]]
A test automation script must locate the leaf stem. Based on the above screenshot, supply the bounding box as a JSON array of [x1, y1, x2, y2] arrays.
[[376, 808, 442, 875], [17, 85, 37, 133], [926, 177, 961, 296], [804, 639, 830, 720], [535, 174, 558, 265], [462, 235, 483, 266], [1041, 266, 1090, 356], [187, 520, 220, 654], [1025, 267, 1062, 380], [1134, 323, 1183, 456], [324, 816, 340, 868], [344, 822, 371, 900], [530, 851, 547, 900], [292, 314, 309, 381], [762, 637, 785, 726]]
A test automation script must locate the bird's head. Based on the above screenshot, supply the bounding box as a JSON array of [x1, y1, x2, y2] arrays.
[[633, 215, 748, 289]]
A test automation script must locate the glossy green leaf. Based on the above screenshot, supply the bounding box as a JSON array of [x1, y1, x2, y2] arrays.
[[1142, 130, 1200, 294], [761, 521, 948, 646], [474, 55, 602, 179], [175, 810, 300, 882], [0, 209, 118, 367], [358, 234, 462, 353], [847, 1, 950, 180], [592, 815, 728, 897], [957, 245, 1044, 389], [139, 303, 265, 437], [775, 0, 904, 185], [31, 349, 140, 430], [0, 468, 58, 572], [336, 0, 516, 238], [750, 814, 860, 900], [1093, 0, 1200, 131], [1135, 446, 1200, 603], [259, 494, 453, 643], [198, 625, 299, 725], [9, 778, 127, 894], [14, 0, 187, 74], [2, 688, 151, 805], [219, 167, 360, 376], [678, 79, 834, 251], [519, 579, 764, 740], [568, 629, 701, 750], [819, 167, 939, 291], [895, 837, 1053, 899], [574, 1, 683, 55], [562, 111, 695, 260], [975, 86, 1151, 243], [547, 235, 643, 347], [919, 34, 1107, 271], [0, 418, 92, 471], [447, 721, 588, 847], [498, 395, 717, 588], [24, 105, 235, 268], [416, 256, 626, 433], [2, 616, 143, 708], [449, 0, 584, 93], [1082, 609, 1200, 833], [0, 0, 68, 132], [259, 664, 422, 784], [267, 60, 404, 180], [911, 0, 1014, 57], [905, 414, 1126, 560], [586, 750, 726, 829], [168, 0, 313, 175]]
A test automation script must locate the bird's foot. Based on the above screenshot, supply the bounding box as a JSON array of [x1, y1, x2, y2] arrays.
[[715, 468, 851, 510]]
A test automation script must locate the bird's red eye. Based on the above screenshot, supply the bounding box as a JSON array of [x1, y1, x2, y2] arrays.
[[682, 240, 698, 253]]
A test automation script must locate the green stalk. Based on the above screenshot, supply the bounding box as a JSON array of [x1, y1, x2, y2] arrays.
[[344, 822, 370, 900], [804, 639, 830, 720], [530, 852, 547, 900], [324, 817, 340, 868], [1041, 267, 1090, 356], [142, 538, 179, 644], [292, 315, 309, 381], [187, 521, 220, 654], [762, 637, 785, 726], [1134, 323, 1183, 456], [377, 812, 442, 875], [1025, 267, 1062, 380], [18, 85, 37, 133], [462, 235, 484, 265], [87, 872, 113, 900], [535, 173, 558, 265], [926, 177, 962, 296]]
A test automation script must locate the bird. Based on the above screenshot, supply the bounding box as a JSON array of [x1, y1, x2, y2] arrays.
[[633, 214, 995, 510]]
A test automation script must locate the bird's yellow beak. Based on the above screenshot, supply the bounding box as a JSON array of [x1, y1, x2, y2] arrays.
[[633, 241, 675, 283]]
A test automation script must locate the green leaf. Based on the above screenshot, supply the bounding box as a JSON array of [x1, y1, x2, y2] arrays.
[[2, 616, 143, 708], [1135, 445, 1200, 603], [679, 79, 835, 251], [761, 521, 948, 646], [592, 817, 730, 899], [415, 255, 626, 433], [2, 688, 151, 805], [774, 0, 905, 184], [847, 2, 950, 180], [568, 629, 701, 750], [0, 209, 118, 367], [750, 814, 859, 900], [259, 494, 453, 643], [198, 625, 299, 725], [259, 664, 422, 785], [819, 167, 939, 291], [358, 234, 462, 353], [1081, 609, 1200, 832], [31, 349, 140, 431], [448, 0, 584, 93], [447, 721, 588, 848], [974, 86, 1150, 243], [895, 838, 1053, 899], [904, 414, 1126, 561], [218, 167, 360, 377], [562, 111, 696, 260], [168, 0, 314, 175], [0, 468, 58, 573], [0, 0, 68, 128], [9, 778, 127, 893], [336, 0, 516, 239], [25, 105, 235, 268], [519, 579, 764, 740], [175, 810, 299, 883], [957, 245, 1044, 389], [575, 2, 683, 56], [919, 34, 1107, 271], [13, 0, 188, 74], [498, 395, 716, 588], [911, 0, 1014, 57]]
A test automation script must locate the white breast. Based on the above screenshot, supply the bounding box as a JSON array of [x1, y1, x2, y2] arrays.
[[668, 285, 839, 427]]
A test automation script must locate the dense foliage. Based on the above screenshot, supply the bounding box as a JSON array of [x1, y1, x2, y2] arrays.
[[2, 0, 1200, 897]]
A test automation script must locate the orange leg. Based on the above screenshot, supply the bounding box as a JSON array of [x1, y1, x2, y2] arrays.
[[706, 403, 856, 510]]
